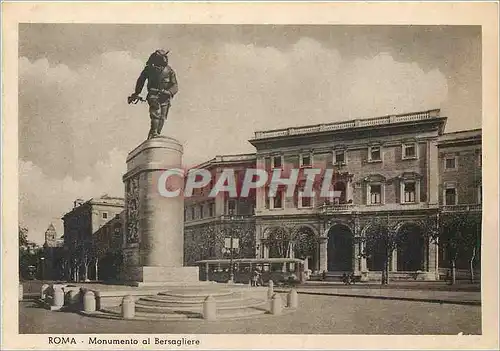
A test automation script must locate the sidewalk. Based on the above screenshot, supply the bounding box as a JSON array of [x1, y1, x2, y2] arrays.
[[274, 284, 481, 306], [303, 279, 481, 291]]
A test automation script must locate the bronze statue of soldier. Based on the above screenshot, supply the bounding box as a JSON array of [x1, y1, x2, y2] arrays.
[[128, 49, 178, 139]]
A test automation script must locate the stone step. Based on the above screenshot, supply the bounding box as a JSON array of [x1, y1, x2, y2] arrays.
[[135, 297, 268, 313], [100, 307, 195, 320], [158, 287, 234, 298], [151, 292, 245, 303], [98, 305, 270, 321], [139, 292, 248, 305], [144, 296, 267, 308]]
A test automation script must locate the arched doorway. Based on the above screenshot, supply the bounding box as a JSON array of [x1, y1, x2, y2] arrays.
[[327, 224, 354, 272], [294, 226, 319, 271], [366, 235, 387, 271], [266, 227, 291, 258], [397, 223, 425, 271], [363, 222, 390, 272]]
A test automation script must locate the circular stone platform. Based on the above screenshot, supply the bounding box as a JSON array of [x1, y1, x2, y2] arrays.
[[82, 284, 292, 321]]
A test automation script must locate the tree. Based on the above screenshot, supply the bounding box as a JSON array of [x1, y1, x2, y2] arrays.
[[293, 227, 317, 261], [75, 242, 92, 281], [266, 227, 292, 258], [92, 236, 107, 281], [265, 225, 317, 261], [363, 218, 399, 285], [436, 211, 481, 284], [19, 226, 42, 280], [19, 226, 29, 247]]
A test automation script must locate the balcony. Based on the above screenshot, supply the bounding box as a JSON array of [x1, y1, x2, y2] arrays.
[[219, 214, 255, 221], [440, 204, 482, 213], [317, 203, 355, 214]]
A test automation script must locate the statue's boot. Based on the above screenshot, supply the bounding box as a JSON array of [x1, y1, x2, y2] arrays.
[[148, 118, 160, 139]]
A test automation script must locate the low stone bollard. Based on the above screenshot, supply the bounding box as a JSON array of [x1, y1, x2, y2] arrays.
[[203, 295, 217, 321], [267, 280, 274, 300], [40, 284, 50, 300], [53, 287, 64, 308], [19, 283, 23, 301], [287, 288, 298, 309], [122, 295, 135, 319], [271, 294, 282, 315], [83, 291, 96, 312]]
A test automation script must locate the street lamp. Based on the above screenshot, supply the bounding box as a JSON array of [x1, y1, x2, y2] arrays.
[[224, 215, 240, 284], [40, 257, 45, 281]]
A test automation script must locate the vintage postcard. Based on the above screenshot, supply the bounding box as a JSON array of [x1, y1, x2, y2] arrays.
[[2, 2, 499, 350]]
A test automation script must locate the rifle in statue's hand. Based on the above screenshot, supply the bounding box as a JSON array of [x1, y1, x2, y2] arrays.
[[127, 94, 146, 104]]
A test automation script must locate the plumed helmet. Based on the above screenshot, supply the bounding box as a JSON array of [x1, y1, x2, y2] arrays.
[[147, 49, 170, 67]]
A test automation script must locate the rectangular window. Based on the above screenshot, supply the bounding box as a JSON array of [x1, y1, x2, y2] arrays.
[[478, 153, 482, 167], [298, 187, 313, 208], [199, 204, 204, 219], [445, 188, 456, 205], [209, 203, 215, 217], [301, 154, 311, 167], [370, 184, 382, 204], [478, 185, 482, 204], [228, 199, 236, 215], [445, 157, 456, 169], [369, 146, 381, 161], [273, 155, 282, 169], [334, 150, 346, 164], [301, 196, 312, 208], [102, 212, 108, 219], [403, 144, 416, 159], [265, 157, 272, 170], [404, 182, 416, 203], [272, 189, 284, 209], [191, 207, 195, 220]]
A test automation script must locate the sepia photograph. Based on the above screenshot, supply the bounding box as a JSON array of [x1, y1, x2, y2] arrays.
[[2, 2, 499, 350]]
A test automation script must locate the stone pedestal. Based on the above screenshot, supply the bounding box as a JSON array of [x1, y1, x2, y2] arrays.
[[122, 136, 198, 285]]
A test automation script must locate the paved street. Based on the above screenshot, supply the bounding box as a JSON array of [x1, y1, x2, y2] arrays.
[[302, 280, 481, 292], [20, 292, 481, 335], [276, 282, 481, 305]]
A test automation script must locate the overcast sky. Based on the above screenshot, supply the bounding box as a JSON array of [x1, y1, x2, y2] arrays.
[[18, 24, 481, 243]]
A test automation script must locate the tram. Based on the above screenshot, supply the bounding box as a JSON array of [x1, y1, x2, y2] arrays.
[[195, 258, 306, 285]]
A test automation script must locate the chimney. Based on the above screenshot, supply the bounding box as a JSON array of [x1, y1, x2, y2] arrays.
[[74, 198, 84, 208]]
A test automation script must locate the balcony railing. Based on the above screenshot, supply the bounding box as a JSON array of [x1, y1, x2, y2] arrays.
[[440, 204, 482, 213], [252, 109, 440, 140], [219, 214, 255, 221], [317, 203, 355, 214]]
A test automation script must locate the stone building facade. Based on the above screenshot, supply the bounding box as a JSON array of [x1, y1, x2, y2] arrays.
[[184, 109, 482, 281], [62, 195, 124, 281], [183, 154, 257, 266], [58, 110, 481, 282], [437, 128, 482, 270]]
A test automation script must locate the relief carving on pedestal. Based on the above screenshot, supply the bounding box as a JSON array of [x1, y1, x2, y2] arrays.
[[125, 176, 140, 244]]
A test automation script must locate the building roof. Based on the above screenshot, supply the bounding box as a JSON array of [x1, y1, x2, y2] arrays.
[[438, 129, 482, 147], [89, 195, 124, 207], [62, 195, 124, 219], [249, 109, 446, 143], [193, 153, 257, 170]]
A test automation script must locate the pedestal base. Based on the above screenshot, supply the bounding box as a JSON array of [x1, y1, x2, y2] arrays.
[[126, 266, 199, 286]]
